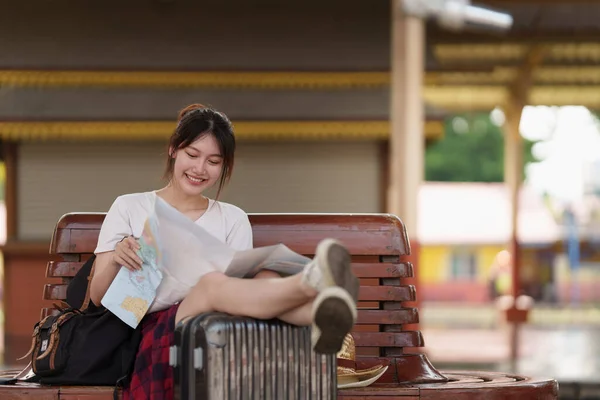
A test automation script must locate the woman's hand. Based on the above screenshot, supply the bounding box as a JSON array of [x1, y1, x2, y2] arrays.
[[112, 236, 143, 271]]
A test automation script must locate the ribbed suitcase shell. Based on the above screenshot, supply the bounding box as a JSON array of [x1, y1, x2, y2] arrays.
[[172, 312, 337, 400]]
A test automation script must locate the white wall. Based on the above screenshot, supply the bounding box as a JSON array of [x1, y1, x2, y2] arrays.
[[17, 141, 381, 240]]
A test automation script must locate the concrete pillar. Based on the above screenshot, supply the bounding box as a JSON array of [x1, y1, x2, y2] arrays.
[[388, 0, 425, 334], [503, 100, 528, 367], [504, 101, 524, 300], [501, 46, 546, 366], [388, 1, 424, 228]]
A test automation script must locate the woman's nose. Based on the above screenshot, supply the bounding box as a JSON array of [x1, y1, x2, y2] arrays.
[[193, 162, 207, 174]]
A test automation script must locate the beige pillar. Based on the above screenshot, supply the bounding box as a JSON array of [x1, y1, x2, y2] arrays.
[[504, 101, 524, 299], [388, 1, 425, 332], [502, 45, 545, 365], [387, 1, 425, 234], [503, 99, 526, 366]]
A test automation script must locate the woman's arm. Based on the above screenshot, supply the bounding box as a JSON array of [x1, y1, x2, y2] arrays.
[[90, 252, 121, 306], [89, 197, 141, 306], [90, 235, 143, 305]]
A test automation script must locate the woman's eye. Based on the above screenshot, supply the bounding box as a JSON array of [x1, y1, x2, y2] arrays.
[[208, 159, 222, 165], [186, 152, 197, 158]]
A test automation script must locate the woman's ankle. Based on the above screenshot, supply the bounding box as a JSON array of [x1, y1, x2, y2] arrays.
[[298, 273, 319, 298]]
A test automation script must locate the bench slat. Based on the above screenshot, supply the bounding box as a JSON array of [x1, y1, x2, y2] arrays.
[[0, 383, 60, 398], [54, 229, 99, 254], [45, 261, 413, 279], [357, 309, 418, 325], [54, 228, 405, 257], [46, 261, 83, 278], [51, 213, 409, 256], [43, 283, 416, 303], [254, 231, 406, 256], [359, 286, 415, 302], [59, 385, 121, 400], [352, 331, 423, 348], [353, 263, 413, 278], [43, 284, 66, 301]]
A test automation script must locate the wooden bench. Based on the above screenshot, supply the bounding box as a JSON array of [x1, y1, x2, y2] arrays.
[[0, 212, 559, 399]]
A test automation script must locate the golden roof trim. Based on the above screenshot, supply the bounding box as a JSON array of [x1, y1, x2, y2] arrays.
[[424, 85, 600, 110], [434, 43, 600, 63], [0, 120, 444, 141], [4, 67, 600, 91], [426, 66, 600, 85], [0, 70, 390, 89]]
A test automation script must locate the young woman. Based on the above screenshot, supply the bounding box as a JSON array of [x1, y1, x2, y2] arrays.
[[90, 104, 359, 398]]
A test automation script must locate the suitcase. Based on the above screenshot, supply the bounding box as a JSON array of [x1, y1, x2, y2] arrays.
[[171, 312, 337, 399]]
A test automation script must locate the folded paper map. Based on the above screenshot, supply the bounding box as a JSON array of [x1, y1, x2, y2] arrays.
[[103, 196, 310, 328], [101, 218, 163, 328]]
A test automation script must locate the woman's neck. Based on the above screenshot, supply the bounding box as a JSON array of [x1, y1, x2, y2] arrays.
[[156, 184, 209, 213]]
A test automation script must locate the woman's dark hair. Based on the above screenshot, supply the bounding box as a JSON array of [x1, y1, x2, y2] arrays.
[[165, 103, 236, 198]]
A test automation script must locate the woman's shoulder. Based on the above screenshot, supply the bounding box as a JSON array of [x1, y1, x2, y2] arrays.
[[111, 191, 156, 210], [210, 200, 249, 221], [114, 191, 155, 203]]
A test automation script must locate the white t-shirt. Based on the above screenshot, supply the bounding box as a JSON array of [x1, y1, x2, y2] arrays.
[[95, 191, 253, 311]]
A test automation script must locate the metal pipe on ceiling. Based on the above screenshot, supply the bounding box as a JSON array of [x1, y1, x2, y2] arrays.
[[401, 0, 513, 32]]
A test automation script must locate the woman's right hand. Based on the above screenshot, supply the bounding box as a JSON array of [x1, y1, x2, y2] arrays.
[[112, 236, 143, 271]]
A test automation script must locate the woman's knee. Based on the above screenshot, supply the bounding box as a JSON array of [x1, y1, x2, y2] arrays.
[[176, 272, 227, 323], [199, 271, 228, 285], [197, 271, 227, 300]]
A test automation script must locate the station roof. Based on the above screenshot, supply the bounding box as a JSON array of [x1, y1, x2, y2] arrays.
[[0, 0, 597, 141], [424, 0, 600, 111]]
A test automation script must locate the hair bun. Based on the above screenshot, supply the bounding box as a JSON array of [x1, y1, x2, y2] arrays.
[[177, 103, 206, 121]]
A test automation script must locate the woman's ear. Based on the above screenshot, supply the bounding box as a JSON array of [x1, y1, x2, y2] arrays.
[[168, 146, 175, 158]]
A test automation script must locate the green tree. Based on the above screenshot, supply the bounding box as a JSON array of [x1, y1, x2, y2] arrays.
[[425, 113, 537, 182]]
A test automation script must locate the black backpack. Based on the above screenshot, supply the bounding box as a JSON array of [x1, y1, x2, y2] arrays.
[[22, 255, 142, 389]]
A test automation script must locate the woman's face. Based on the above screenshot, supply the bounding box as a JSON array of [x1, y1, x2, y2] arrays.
[[171, 134, 223, 197]]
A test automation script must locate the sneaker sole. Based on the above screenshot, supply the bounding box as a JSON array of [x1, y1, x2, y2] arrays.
[[311, 287, 357, 354], [317, 239, 360, 302]]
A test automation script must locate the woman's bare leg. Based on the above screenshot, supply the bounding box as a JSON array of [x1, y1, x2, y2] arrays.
[[175, 271, 316, 324], [276, 301, 313, 326], [254, 269, 313, 326]]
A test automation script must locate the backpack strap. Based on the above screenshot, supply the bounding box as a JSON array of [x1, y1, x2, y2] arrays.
[[80, 258, 96, 312], [66, 254, 97, 310]]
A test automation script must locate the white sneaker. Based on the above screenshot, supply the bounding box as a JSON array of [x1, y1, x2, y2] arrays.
[[311, 287, 357, 354], [301, 239, 359, 302]]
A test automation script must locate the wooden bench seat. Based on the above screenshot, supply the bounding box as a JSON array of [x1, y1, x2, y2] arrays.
[[0, 212, 559, 399]]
